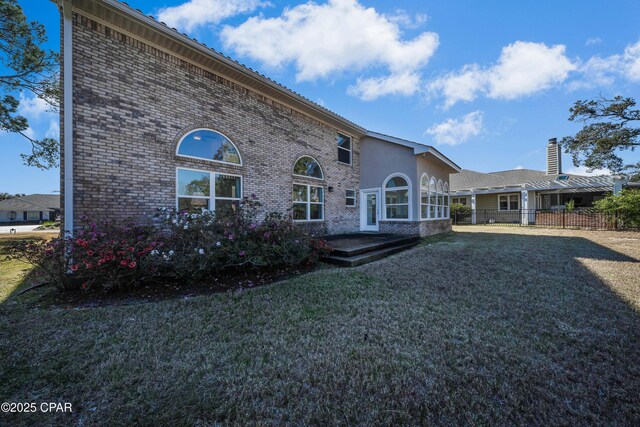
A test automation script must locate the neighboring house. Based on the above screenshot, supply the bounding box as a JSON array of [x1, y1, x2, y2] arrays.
[[450, 138, 629, 224], [0, 194, 60, 224], [53, 0, 459, 237]]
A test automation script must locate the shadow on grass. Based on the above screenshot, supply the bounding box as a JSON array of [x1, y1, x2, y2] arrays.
[[1, 229, 639, 425]]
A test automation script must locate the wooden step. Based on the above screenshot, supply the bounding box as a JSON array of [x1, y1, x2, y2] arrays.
[[324, 241, 419, 267], [327, 235, 420, 257]]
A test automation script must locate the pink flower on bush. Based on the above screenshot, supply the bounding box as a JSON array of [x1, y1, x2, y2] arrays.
[[129, 261, 137, 269], [239, 250, 246, 257], [228, 234, 235, 241], [70, 264, 79, 271], [87, 250, 94, 256], [120, 260, 128, 267]]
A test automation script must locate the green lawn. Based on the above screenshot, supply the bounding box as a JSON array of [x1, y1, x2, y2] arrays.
[[1, 227, 639, 425]]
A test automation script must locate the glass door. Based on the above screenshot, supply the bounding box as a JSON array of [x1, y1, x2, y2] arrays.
[[360, 190, 380, 232]]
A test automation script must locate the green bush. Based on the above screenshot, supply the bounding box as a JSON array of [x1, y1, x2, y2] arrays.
[[594, 189, 640, 229], [450, 202, 472, 217], [565, 199, 575, 212]]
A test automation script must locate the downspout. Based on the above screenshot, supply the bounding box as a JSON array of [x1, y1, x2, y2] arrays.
[[62, 0, 74, 237]]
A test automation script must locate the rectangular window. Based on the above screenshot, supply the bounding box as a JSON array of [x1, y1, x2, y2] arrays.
[[337, 133, 352, 165], [499, 194, 519, 211], [293, 183, 324, 221], [385, 188, 409, 219], [27, 211, 40, 221], [420, 190, 429, 219], [177, 168, 242, 212], [346, 189, 356, 207], [429, 191, 436, 218], [452, 197, 467, 205]]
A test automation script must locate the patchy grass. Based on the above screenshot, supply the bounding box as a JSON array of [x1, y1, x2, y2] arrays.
[[0, 232, 58, 302], [1, 227, 639, 425]]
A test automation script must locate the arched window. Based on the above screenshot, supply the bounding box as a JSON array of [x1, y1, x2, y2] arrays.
[[437, 180, 444, 218], [420, 174, 430, 219], [443, 182, 450, 218], [429, 177, 437, 219], [293, 156, 324, 179], [384, 174, 410, 220], [176, 129, 242, 165]]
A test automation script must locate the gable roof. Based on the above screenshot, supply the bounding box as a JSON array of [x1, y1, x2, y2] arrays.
[[53, 0, 461, 172], [450, 168, 614, 193], [366, 131, 461, 172], [0, 194, 60, 212]]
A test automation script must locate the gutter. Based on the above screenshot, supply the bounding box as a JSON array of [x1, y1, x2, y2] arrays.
[[62, 0, 74, 237]]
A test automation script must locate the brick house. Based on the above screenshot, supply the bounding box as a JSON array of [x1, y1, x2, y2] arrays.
[[54, 0, 459, 237]]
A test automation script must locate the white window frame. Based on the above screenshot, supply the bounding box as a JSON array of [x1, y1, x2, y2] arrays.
[[337, 133, 352, 165], [176, 167, 243, 211], [436, 180, 444, 219], [292, 155, 325, 181], [383, 173, 412, 221], [428, 177, 437, 220], [498, 194, 520, 211], [444, 182, 450, 218], [292, 183, 324, 222], [420, 173, 430, 220], [345, 189, 357, 207], [175, 128, 243, 166]]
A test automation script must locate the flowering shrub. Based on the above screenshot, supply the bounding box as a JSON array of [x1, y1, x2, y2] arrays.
[[6, 218, 162, 291], [7, 196, 330, 292], [154, 196, 329, 282]]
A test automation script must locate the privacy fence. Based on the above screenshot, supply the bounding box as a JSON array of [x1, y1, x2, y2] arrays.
[[452, 209, 639, 231]]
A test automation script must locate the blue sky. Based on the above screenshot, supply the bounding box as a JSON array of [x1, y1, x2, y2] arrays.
[[2, 0, 640, 194]]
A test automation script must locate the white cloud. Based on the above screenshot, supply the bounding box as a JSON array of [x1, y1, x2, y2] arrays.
[[221, 0, 438, 100], [570, 39, 640, 90], [18, 93, 51, 120], [23, 126, 36, 140], [45, 119, 60, 139], [156, 0, 270, 32], [348, 72, 421, 100], [428, 41, 576, 108], [386, 9, 427, 29], [514, 165, 525, 170], [12, 94, 58, 141], [425, 111, 483, 146], [585, 37, 602, 46], [623, 40, 640, 81], [488, 42, 576, 99], [565, 165, 611, 176]]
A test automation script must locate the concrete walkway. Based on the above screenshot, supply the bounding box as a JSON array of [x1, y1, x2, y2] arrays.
[[0, 224, 50, 234]]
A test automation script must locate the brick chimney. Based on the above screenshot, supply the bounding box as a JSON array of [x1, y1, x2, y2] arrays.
[[546, 138, 562, 175]]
